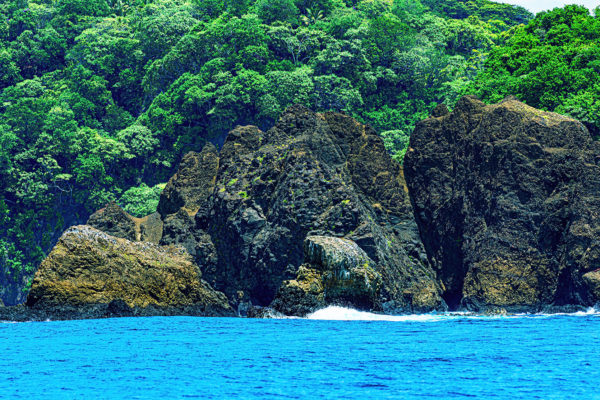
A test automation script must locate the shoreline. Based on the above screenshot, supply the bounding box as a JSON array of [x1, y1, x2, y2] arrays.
[[1, 302, 596, 323]]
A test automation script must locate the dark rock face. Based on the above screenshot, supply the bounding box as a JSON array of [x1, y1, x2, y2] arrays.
[[199, 106, 444, 313], [583, 270, 600, 303], [157, 145, 219, 218], [22, 225, 233, 320], [17, 106, 445, 318], [87, 202, 138, 241], [405, 96, 600, 312]]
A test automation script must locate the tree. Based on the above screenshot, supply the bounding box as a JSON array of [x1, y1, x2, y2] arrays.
[[119, 183, 165, 217], [468, 5, 600, 134], [255, 0, 300, 24]]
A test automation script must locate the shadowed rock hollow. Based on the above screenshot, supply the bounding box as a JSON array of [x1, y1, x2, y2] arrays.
[[405, 96, 600, 312]]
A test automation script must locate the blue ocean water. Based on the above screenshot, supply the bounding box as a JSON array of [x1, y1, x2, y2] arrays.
[[1, 307, 600, 399]]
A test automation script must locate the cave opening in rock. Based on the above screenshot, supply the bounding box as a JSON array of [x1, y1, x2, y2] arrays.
[[442, 289, 463, 311]]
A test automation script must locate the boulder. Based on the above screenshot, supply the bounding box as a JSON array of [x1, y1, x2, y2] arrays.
[[138, 212, 164, 244], [67, 106, 445, 316], [583, 270, 600, 303], [25, 225, 233, 319], [271, 236, 382, 316], [405, 95, 600, 312], [157, 144, 219, 218], [87, 202, 137, 241]]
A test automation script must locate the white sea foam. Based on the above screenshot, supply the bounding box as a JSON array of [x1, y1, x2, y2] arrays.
[[306, 306, 447, 322], [576, 307, 599, 315], [306, 305, 600, 322], [532, 307, 599, 317]]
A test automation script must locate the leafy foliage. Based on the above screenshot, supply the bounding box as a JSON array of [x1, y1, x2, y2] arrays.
[[421, 0, 532, 26], [119, 183, 166, 217], [468, 5, 600, 136]]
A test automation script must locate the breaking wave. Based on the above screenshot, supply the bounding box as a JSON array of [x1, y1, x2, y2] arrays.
[[306, 306, 448, 322], [305, 305, 600, 322]]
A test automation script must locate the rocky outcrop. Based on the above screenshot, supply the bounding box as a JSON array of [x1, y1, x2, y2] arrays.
[[79, 106, 444, 315], [22, 225, 233, 319], [583, 270, 600, 303], [405, 95, 600, 312], [196, 106, 444, 313], [87, 201, 137, 241], [271, 236, 382, 316], [8, 106, 447, 319]]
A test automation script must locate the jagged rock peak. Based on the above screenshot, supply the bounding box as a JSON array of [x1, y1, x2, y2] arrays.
[[76, 105, 445, 316], [430, 103, 449, 118], [87, 201, 163, 244], [87, 201, 137, 241], [202, 105, 444, 312]]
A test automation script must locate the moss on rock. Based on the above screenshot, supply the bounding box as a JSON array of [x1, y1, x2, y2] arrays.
[[26, 225, 233, 317]]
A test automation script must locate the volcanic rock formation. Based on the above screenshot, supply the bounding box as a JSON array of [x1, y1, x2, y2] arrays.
[[404, 95, 600, 312], [271, 235, 382, 316], [194, 106, 444, 313], [88, 201, 163, 244], [73, 105, 446, 315]]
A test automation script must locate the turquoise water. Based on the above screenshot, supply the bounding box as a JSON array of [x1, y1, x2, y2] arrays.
[[2, 307, 600, 399]]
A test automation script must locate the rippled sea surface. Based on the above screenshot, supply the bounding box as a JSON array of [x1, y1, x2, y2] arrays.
[[2, 307, 600, 399]]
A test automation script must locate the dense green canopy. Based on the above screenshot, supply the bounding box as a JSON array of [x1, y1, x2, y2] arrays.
[[469, 5, 600, 138]]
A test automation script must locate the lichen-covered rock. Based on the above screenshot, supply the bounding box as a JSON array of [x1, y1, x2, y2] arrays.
[[200, 105, 444, 312], [74, 106, 444, 315], [405, 95, 600, 312], [25, 225, 233, 318], [271, 266, 325, 316], [462, 257, 557, 312], [304, 236, 372, 272], [307, 236, 381, 306], [87, 202, 137, 241], [160, 209, 198, 255], [271, 236, 382, 316], [139, 212, 164, 244]]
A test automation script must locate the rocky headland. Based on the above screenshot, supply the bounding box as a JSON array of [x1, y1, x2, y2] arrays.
[[2, 97, 600, 320]]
